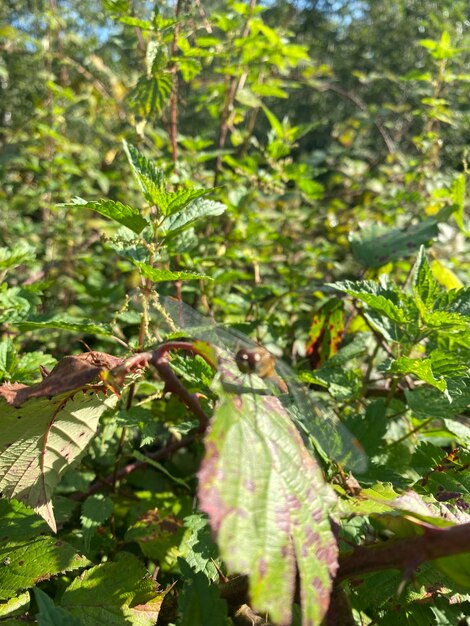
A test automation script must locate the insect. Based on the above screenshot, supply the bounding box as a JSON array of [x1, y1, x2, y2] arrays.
[[158, 296, 367, 472]]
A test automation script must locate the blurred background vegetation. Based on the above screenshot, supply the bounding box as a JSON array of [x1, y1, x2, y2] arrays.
[[0, 0, 468, 356]]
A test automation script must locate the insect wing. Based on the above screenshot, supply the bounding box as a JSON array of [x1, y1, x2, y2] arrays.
[[275, 358, 367, 472], [159, 297, 367, 471]]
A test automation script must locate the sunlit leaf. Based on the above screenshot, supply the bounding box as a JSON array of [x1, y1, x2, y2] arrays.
[[16, 315, 114, 336], [60, 197, 148, 234], [160, 197, 226, 239], [0, 537, 89, 600], [122, 141, 165, 208], [61, 553, 165, 625], [0, 391, 117, 531], [133, 261, 212, 282], [199, 377, 338, 626]]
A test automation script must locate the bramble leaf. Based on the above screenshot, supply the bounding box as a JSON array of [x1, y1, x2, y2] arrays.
[[0, 391, 117, 532], [80, 494, 114, 550], [177, 559, 229, 625], [199, 378, 338, 626], [0, 536, 89, 600], [60, 553, 165, 625], [34, 588, 82, 626]]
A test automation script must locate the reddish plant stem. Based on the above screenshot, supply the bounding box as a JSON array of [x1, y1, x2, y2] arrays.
[[78, 342, 212, 499], [337, 522, 470, 581]]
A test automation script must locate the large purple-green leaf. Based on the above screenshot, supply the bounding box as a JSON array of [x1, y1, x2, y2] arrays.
[[198, 378, 338, 626], [0, 391, 117, 532]]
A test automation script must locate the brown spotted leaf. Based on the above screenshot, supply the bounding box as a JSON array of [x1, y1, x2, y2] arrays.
[[0, 390, 117, 532], [198, 380, 339, 626], [0, 352, 122, 407]]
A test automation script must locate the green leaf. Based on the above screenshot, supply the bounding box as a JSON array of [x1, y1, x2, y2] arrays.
[[198, 384, 338, 626], [434, 553, 470, 589], [122, 141, 165, 208], [261, 104, 284, 137], [132, 450, 190, 490], [157, 188, 217, 218], [0, 286, 41, 324], [349, 209, 453, 268], [60, 197, 148, 234], [34, 588, 82, 626], [80, 494, 114, 550], [133, 261, 212, 283], [0, 537, 89, 600], [384, 356, 447, 392], [413, 246, 442, 311], [127, 74, 172, 117], [160, 197, 226, 239], [179, 515, 220, 583], [177, 559, 229, 626], [331, 279, 410, 325], [0, 243, 35, 272], [0, 391, 117, 532], [0, 499, 49, 540], [16, 315, 114, 336], [406, 378, 470, 420], [119, 16, 152, 29], [60, 553, 165, 625], [0, 591, 30, 618], [451, 173, 469, 234]]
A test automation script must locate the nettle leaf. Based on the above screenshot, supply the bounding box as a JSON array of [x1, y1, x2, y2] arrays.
[[60, 197, 148, 234], [127, 74, 172, 117], [199, 383, 338, 626], [384, 356, 447, 392], [332, 280, 414, 342], [406, 378, 470, 420], [332, 280, 408, 324], [160, 197, 226, 240], [60, 553, 166, 625], [0, 391, 117, 532], [16, 315, 114, 336], [34, 588, 82, 626], [0, 285, 41, 324], [156, 188, 217, 218], [413, 246, 442, 311], [133, 261, 212, 283], [0, 536, 89, 600], [0, 243, 35, 272], [122, 141, 165, 208], [349, 210, 452, 268]]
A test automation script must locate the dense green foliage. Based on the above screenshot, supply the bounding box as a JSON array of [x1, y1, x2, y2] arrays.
[[0, 1, 469, 624]]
